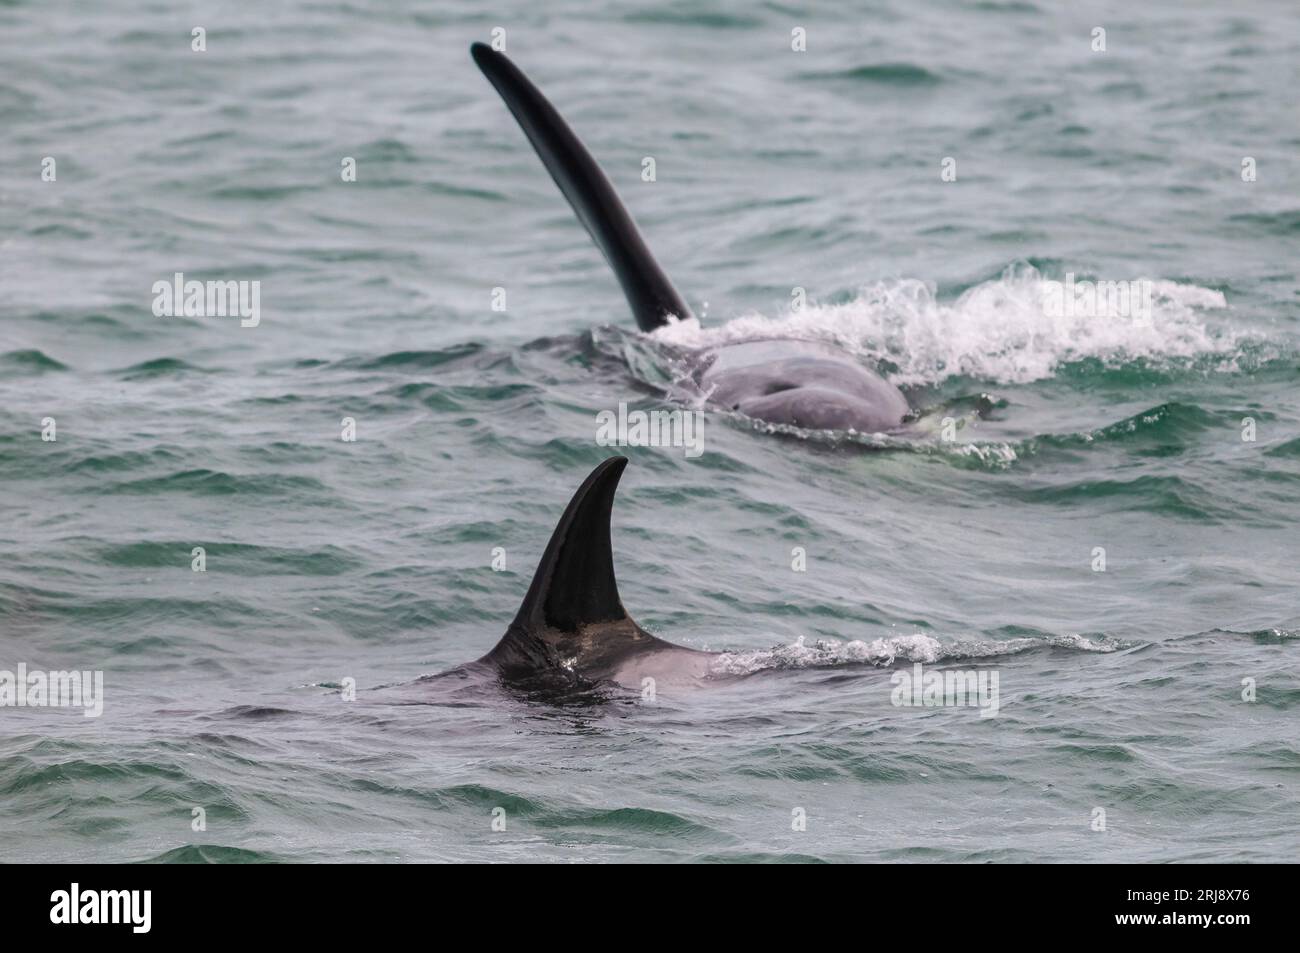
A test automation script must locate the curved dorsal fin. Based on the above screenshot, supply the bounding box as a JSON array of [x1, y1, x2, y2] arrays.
[[470, 43, 693, 332], [512, 455, 629, 632]]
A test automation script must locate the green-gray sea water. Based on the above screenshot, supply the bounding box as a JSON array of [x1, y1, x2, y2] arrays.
[[1, 0, 1298, 862]]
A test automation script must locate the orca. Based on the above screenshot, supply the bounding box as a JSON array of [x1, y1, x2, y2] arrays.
[[470, 43, 911, 435], [431, 456, 717, 692]]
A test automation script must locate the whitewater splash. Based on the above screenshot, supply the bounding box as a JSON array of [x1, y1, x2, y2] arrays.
[[708, 632, 1123, 677], [653, 262, 1233, 387]]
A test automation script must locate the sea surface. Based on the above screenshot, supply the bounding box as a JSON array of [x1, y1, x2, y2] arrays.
[[1, 0, 1298, 863]]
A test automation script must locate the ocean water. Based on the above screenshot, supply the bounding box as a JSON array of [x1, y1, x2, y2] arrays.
[[2, 0, 1298, 863]]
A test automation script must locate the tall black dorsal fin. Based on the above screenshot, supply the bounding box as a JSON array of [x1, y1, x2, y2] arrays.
[[512, 455, 629, 632], [470, 43, 693, 332]]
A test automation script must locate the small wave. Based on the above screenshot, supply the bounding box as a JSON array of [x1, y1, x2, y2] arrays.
[[142, 845, 284, 864], [354, 137, 419, 164], [116, 357, 210, 380], [974, 399, 1286, 472], [95, 540, 363, 575], [209, 184, 314, 201], [1011, 473, 1230, 522], [1264, 436, 1300, 459], [348, 345, 480, 370], [65, 447, 186, 474], [802, 63, 943, 87], [420, 181, 510, 202], [109, 468, 328, 497], [1237, 627, 1298, 644], [0, 349, 67, 375], [1227, 209, 1300, 236], [653, 263, 1239, 387], [1027, 401, 1218, 453], [709, 632, 1123, 676], [27, 222, 93, 239], [204, 706, 300, 721], [623, 5, 762, 29], [971, 1, 1042, 11]]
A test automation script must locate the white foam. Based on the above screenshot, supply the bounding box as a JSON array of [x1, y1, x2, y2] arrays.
[[653, 263, 1234, 387], [707, 631, 1122, 677], [709, 634, 943, 676]]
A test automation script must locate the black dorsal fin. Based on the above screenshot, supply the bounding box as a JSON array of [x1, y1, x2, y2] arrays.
[[512, 455, 629, 632], [470, 43, 693, 332]]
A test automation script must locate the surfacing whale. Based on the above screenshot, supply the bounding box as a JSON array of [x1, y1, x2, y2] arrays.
[[429, 456, 717, 693], [471, 43, 911, 435]]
